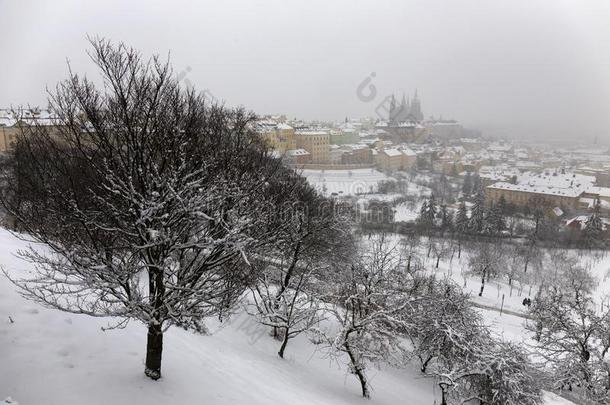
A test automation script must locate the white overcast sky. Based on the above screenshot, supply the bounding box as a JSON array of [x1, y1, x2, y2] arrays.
[[1, 0, 610, 141]]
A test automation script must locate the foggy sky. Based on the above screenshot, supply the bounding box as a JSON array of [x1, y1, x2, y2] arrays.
[[2, 0, 610, 142]]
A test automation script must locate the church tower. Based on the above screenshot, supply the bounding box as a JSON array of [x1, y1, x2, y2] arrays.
[[409, 90, 424, 122], [398, 93, 410, 122], [389, 94, 397, 124]]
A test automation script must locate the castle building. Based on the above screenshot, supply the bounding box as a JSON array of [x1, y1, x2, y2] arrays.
[[388, 90, 424, 124]]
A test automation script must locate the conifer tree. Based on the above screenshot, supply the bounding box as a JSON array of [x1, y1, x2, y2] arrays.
[[471, 173, 482, 195], [484, 203, 505, 235], [583, 200, 604, 249], [418, 195, 438, 229], [468, 188, 486, 234], [438, 204, 453, 233], [425, 194, 438, 225], [455, 200, 469, 234], [498, 194, 508, 215], [462, 172, 472, 196]]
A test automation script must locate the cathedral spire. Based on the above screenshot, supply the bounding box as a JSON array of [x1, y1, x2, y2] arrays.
[[410, 89, 423, 122], [389, 94, 397, 123]]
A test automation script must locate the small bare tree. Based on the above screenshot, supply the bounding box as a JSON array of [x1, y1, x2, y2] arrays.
[[250, 264, 321, 358], [405, 275, 542, 404], [409, 278, 477, 373], [317, 235, 412, 399], [527, 263, 610, 402], [434, 339, 542, 405], [467, 242, 507, 296], [248, 175, 354, 358]]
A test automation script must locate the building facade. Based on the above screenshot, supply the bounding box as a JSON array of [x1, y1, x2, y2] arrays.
[[295, 130, 330, 164], [376, 148, 417, 171]]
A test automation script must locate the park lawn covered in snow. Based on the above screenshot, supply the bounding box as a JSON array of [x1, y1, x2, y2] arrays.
[[0, 228, 574, 405], [300, 168, 392, 196], [0, 227, 435, 405]]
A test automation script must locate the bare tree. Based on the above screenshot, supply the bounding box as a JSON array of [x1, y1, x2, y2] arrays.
[[435, 339, 542, 405], [527, 263, 610, 402], [250, 265, 321, 358], [431, 237, 451, 269], [0, 39, 290, 380], [400, 232, 421, 273], [409, 278, 477, 373], [410, 278, 542, 405], [249, 180, 354, 358], [317, 235, 412, 398], [467, 242, 507, 296]]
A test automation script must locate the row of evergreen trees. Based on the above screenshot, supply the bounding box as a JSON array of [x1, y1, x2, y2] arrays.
[[420, 189, 606, 249], [418, 189, 507, 236], [461, 171, 482, 197]]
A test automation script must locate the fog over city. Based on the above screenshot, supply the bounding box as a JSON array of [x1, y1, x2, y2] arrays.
[[4, 2, 610, 405], [2, 0, 610, 142]]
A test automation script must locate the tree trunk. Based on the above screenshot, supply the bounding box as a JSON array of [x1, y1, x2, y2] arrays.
[[436, 256, 440, 268], [420, 355, 432, 373], [345, 341, 369, 398], [145, 266, 165, 380], [278, 328, 289, 359], [145, 321, 163, 380], [479, 269, 486, 296], [457, 240, 461, 259]]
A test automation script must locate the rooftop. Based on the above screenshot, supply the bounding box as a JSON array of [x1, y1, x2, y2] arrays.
[[487, 171, 596, 198]]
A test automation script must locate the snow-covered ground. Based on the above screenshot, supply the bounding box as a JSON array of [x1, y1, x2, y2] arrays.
[[0, 228, 575, 404], [394, 201, 422, 222], [300, 168, 392, 196], [0, 228, 436, 404]]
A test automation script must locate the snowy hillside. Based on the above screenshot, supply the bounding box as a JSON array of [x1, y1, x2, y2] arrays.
[[0, 228, 573, 404], [0, 228, 436, 404]]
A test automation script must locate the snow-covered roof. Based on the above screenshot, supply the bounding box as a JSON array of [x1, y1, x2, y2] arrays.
[[460, 138, 481, 144], [0, 108, 58, 127], [276, 123, 293, 130], [382, 148, 403, 157], [400, 147, 417, 156], [488, 182, 584, 198], [286, 149, 310, 157], [566, 215, 610, 230], [552, 207, 564, 217], [586, 186, 610, 198], [359, 138, 380, 146], [487, 143, 513, 152], [487, 171, 596, 198], [580, 197, 610, 210], [295, 130, 329, 136]]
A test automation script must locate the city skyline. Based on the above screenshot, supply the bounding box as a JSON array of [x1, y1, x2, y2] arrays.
[[1, 0, 610, 142]]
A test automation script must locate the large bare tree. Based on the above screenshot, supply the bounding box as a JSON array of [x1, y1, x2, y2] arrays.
[[0, 39, 290, 380]]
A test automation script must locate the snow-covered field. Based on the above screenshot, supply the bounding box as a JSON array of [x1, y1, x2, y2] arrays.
[[0, 228, 576, 404], [394, 201, 423, 222], [300, 168, 392, 196], [0, 228, 436, 404]]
